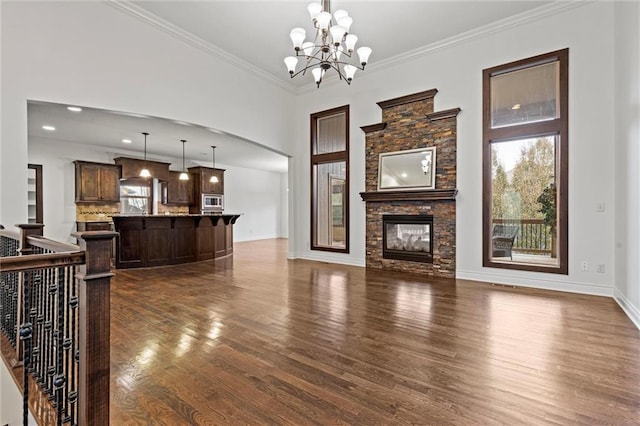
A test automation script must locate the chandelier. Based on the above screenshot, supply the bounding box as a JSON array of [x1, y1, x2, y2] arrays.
[[284, 0, 372, 88]]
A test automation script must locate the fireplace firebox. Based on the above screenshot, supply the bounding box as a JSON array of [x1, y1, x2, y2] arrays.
[[382, 215, 433, 263]]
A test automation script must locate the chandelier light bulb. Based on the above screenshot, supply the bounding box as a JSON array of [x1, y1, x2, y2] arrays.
[[290, 27, 306, 49], [140, 168, 151, 178], [357, 46, 372, 66], [329, 25, 346, 46], [345, 34, 358, 52], [307, 2, 322, 20], [316, 12, 331, 30], [284, 56, 298, 74], [344, 65, 357, 81], [312, 68, 324, 85]]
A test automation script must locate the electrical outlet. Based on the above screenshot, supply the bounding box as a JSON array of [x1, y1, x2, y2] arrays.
[[597, 264, 605, 273], [596, 202, 606, 212], [581, 261, 588, 272]]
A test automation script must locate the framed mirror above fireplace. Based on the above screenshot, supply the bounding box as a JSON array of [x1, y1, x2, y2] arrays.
[[378, 147, 436, 191]]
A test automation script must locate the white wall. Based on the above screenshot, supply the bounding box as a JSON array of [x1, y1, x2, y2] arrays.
[[1, 1, 294, 231], [223, 165, 287, 242], [27, 137, 286, 243], [291, 2, 619, 295], [614, 1, 640, 328]]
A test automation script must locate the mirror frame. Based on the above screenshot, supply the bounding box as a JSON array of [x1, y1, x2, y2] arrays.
[[377, 147, 436, 191]]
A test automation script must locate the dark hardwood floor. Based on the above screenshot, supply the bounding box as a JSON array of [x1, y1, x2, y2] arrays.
[[110, 239, 640, 425]]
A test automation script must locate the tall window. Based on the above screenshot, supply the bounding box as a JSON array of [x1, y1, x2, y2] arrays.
[[483, 49, 568, 274], [311, 105, 349, 253], [120, 178, 152, 215]]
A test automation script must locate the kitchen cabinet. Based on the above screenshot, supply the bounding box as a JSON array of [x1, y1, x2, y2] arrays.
[[114, 157, 170, 182], [166, 171, 193, 204], [74, 161, 121, 203], [188, 166, 225, 213]]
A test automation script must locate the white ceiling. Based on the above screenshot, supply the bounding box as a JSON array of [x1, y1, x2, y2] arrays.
[[124, 0, 554, 89], [28, 1, 557, 173]]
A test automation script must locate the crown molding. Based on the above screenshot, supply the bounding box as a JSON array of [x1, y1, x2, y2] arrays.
[[106, 0, 298, 94], [365, 0, 587, 77], [107, 0, 587, 96]]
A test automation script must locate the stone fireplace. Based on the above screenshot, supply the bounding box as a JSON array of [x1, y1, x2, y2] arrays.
[[359, 89, 460, 278]]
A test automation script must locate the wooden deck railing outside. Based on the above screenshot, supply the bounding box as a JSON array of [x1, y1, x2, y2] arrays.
[[0, 224, 116, 425]]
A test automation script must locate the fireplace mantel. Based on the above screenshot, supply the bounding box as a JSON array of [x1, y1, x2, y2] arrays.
[[359, 189, 457, 202]]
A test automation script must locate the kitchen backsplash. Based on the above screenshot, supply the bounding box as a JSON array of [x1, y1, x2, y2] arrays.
[[157, 203, 189, 215], [76, 204, 120, 222]]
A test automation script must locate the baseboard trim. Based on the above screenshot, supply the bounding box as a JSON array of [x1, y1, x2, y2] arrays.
[[290, 251, 366, 268], [614, 288, 640, 331], [456, 269, 614, 297]]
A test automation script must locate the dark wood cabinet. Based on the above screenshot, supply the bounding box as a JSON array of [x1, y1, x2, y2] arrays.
[[74, 161, 120, 203], [201, 169, 224, 194], [188, 166, 225, 213], [166, 171, 193, 204], [113, 157, 171, 182]]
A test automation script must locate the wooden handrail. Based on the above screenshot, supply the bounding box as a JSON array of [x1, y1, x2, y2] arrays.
[[26, 234, 79, 253], [0, 250, 85, 272]]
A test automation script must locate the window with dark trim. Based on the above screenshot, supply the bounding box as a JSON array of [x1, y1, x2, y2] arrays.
[[311, 105, 349, 253], [119, 177, 152, 215], [482, 49, 568, 274]]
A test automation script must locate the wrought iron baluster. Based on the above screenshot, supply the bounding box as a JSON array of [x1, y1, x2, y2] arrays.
[[20, 270, 34, 426], [68, 266, 79, 426], [54, 266, 67, 426]]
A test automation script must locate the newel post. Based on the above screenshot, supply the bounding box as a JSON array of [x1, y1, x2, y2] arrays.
[[72, 231, 117, 426]]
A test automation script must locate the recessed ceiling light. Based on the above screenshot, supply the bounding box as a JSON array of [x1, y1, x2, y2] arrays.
[[67, 106, 82, 112], [42, 125, 56, 131], [122, 139, 132, 144], [511, 103, 521, 110], [401, 172, 408, 178]]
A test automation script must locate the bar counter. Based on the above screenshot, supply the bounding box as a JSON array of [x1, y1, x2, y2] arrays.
[[111, 214, 241, 269]]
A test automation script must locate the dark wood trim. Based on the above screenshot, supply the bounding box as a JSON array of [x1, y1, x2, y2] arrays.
[[28, 164, 43, 224], [425, 108, 462, 122], [310, 104, 350, 254], [482, 48, 569, 275], [360, 123, 387, 134], [360, 189, 458, 202], [376, 89, 438, 110]]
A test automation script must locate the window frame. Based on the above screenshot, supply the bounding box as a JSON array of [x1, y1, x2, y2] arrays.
[[482, 49, 568, 274], [310, 105, 350, 253]]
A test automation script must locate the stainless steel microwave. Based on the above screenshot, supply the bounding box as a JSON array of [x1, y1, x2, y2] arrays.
[[202, 194, 223, 211]]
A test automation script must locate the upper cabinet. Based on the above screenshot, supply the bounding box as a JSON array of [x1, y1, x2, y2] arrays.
[[202, 169, 224, 194], [74, 161, 120, 203], [166, 171, 194, 205], [114, 157, 170, 182], [188, 167, 225, 195]]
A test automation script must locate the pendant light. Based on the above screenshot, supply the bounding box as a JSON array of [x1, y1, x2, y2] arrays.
[[209, 145, 219, 183], [179, 139, 189, 181], [140, 132, 151, 178]]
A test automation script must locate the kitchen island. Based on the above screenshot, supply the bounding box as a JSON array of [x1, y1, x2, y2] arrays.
[[111, 214, 241, 269]]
